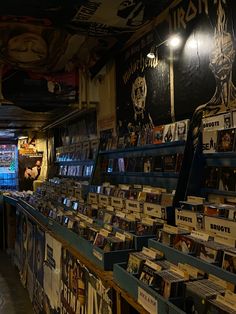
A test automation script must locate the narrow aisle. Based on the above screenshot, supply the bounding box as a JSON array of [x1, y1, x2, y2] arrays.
[[0, 252, 33, 314]]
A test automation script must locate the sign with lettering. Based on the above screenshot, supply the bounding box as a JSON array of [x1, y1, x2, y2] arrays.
[[175, 209, 203, 230], [125, 199, 141, 212], [144, 202, 165, 219], [98, 194, 110, 206], [111, 197, 124, 209], [138, 287, 157, 314], [88, 192, 98, 204], [204, 216, 236, 238]]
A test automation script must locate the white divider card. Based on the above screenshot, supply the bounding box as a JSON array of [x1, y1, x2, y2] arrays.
[[202, 112, 229, 131], [142, 247, 157, 259], [190, 230, 209, 241], [98, 194, 110, 206], [204, 216, 236, 238], [214, 234, 236, 247], [93, 248, 103, 261], [88, 192, 98, 203], [111, 197, 124, 208], [175, 209, 203, 230], [144, 202, 165, 219], [115, 232, 126, 241], [106, 205, 114, 212], [125, 199, 142, 212], [138, 287, 157, 314], [163, 224, 179, 234]]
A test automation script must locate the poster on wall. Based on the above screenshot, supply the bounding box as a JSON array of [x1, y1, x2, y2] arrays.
[[18, 153, 43, 191], [116, 29, 170, 131], [61, 248, 113, 314]]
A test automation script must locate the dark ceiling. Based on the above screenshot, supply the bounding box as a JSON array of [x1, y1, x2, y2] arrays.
[[0, 0, 172, 138]]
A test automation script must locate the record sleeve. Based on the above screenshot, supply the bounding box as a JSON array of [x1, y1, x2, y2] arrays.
[[175, 119, 189, 141], [152, 156, 163, 172], [219, 167, 236, 192], [203, 166, 220, 189], [163, 123, 176, 143], [202, 130, 218, 153], [222, 250, 236, 274], [163, 154, 177, 172], [217, 128, 236, 152], [126, 252, 146, 275], [153, 125, 164, 144]]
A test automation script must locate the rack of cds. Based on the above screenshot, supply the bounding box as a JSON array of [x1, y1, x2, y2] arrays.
[[113, 111, 236, 314], [55, 137, 99, 180]]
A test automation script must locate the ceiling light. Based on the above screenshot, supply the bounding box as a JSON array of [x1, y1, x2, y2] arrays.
[[168, 35, 182, 49], [147, 46, 156, 59], [18, 136, 28, 140]]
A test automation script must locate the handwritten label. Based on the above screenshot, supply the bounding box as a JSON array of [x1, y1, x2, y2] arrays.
[[115, 232, 126, 241], [93, 249, 103, 262], [88, 193, 98, 204], [98, 194, 109, 206], [190, 230, 209, 241], [163, 224, 178, 234], [126, 200, 141, 212], [138, 287, 157, 314], [111, 197, 124, 208]]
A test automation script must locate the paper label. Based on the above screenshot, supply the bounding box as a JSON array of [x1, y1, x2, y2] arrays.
[[125, 199, 141, 212], [100, 229, 110, 237], [163, 224, 178, 234], [142, 247, 157, 259], [115, 232, 126, 241], [138, 287, 157, 314], [106, 205, 114, 212], [190, 230, 209, 241], [116, 212, 126, 218], [175, 209, 201, 229], [214, 234, 236, 247], [98, 194, 110, 206], [93, 249, 103, 262], [111, 197, 124, 208], [141, 217, 154, 226], [145, 260, 162, 272], [88, 192, 98, 203], [144, 203, 164, 219], [204, 216, 236, 237]]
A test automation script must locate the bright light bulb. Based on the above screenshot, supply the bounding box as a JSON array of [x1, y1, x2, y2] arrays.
[[147, 52, 155, 59], [169, 35, 182, 48]]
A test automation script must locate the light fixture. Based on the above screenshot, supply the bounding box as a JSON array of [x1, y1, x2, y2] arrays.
[[168, 35, 182, 49], [18, 136, 28, 140], [147, 46, 156, 59]]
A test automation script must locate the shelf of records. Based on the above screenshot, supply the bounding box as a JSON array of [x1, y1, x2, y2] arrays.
[[56, 137, 99, 162], [58, 162, 94, 179], [13, 205, 114, 314], [100, 119, 189, 152], [4, 178, 176, 269], [202, 110, 236, 154]]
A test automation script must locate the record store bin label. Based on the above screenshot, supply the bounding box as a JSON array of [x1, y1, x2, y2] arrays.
[[175, 209, 203, 230], [204, 216, 236, 238]]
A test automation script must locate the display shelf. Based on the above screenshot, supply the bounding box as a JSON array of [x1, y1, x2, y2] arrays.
[[113, 263, 185, 314], [55, 159, 95, 165], [204, 152, 236, 167], [99, 141, 185, 155], [58, 175, 91, 180], [148, 239, 236, 285], [103, 171, 179, 178], [17, 199, 133, 271], [201, 188, 236, 197]]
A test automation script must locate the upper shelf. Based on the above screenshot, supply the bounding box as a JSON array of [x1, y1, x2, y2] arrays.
[[204, 152, 236, 167], [55, 159, 95, 165], [99, 141, 186, 155]]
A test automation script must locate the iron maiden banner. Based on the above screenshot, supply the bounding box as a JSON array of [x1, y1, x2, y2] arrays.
[[116, 0, 236, 127]]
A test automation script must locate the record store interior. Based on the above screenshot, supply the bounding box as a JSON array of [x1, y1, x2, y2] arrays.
[[1, 0, 236, 313]]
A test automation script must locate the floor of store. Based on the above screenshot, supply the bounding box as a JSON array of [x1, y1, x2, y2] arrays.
[[0, 251, 33, 314]]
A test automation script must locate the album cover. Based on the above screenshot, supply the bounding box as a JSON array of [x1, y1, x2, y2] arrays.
[[202, 130, 218, 154], [126, 157, 137, 172], [90, 139, 99, 159], [153, 125, 164, 144], [145, 192, 161, 204], [135, 157, 144, 172], [103, 236, 124, 252], [93, 233, 106, 248], [160, 193, 174, 207], [173, 235, 197, 254], [117, 136, 125, 149], [197, 242, 223, 265], [163, 123, 176, 143], [175, 119, 189, 141], [139, 261, 160, 286], [143, 157, 152, 173], [203, 166, 220, 189], [34, 227, 45, 287], [219, 167, 236, 192], [152, 156, 163, 172], [118, 157, 125, 172], [217, 128, 236, 152], [135, 222, 156, 236], [107, 158, 114, 173], [222, 250, 236, 274], [126, 252, 145, 275], [175, 153, 184, 172], [155, 270, 185, 299], [129, 132, 138, 147], [163, 154, 177, 172]]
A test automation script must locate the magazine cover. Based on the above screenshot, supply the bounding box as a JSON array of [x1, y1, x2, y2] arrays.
[[202, 130, 218, 153]]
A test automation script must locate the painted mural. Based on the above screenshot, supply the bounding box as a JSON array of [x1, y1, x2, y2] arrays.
[[116, 0, 236, 138]]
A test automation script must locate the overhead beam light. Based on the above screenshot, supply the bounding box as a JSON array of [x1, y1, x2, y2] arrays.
[[18, 136, 28, 140], [168, 35, 182, 49]]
